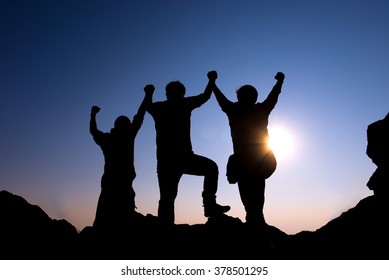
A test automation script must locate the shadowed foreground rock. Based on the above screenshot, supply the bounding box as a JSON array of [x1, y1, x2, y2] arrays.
[[286, 195, 389, 259], [0, 190, 78, 259], [1, 190, 388, 260]]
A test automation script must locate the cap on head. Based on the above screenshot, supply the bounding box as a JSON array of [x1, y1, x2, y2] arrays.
[[166, 81, 185, 100], [236, 85, 258, 105]]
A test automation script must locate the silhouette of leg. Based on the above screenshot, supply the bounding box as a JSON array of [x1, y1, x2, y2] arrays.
[[182, 154, 230, 216], [238, 177, 266, 226], [93, 188, 108, 229], [93, 188, 120, 231], [94, 185, 137, 232], [116, 186, 136, 223], [128, 185, 136, 211], [157, 168, 181, 225]]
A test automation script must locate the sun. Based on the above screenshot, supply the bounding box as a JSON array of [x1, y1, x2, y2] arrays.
[[267, 125, 295, 160]]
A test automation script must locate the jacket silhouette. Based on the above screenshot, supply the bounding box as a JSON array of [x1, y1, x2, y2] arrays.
[[146, 77, 230, 225], [209, 70, 285, 227], [89, 86, 153, 231]]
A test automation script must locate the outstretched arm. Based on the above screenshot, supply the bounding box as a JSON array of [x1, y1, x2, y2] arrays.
[[208, 70, 233, 112], [132, 84, 154, 133], [263, 72, 285, 112]]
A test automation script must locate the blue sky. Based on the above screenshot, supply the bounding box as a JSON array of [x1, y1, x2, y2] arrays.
[[1, 0, 388, 234]]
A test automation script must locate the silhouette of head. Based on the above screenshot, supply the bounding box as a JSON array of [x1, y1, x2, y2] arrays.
[[236, 85, 258, 105], [114, 115, 131, 130], [166, 81, 185, 100]]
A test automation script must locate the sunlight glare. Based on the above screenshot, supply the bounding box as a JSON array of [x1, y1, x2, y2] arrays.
[[267, 126, 295, 160]]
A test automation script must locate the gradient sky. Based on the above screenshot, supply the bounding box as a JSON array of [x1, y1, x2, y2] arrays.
[[1, 0, 388, 235]]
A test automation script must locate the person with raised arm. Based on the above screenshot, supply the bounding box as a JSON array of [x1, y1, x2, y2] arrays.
[[146, 76, 230, 225], [209, 70, 285, 229], [89, 85, 154, 231]]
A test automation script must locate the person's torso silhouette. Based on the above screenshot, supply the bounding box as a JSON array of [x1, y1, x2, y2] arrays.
[[210, 71, 285, 227], [146, 79, 230, 225], [147, 93, 205, 164], [92, 116, 139, 186], [89, 87, 152, 232]]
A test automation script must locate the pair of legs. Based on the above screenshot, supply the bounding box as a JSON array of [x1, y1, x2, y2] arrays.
[[237, 175, 266, 226], [93, 176, 136, 231], [157, 153, 229, 225]]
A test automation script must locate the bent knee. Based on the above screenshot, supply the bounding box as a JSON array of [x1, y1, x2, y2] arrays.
[[206, 160, 219, 175]]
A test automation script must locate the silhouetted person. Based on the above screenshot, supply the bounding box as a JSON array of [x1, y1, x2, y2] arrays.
[[146, 76, 230, 225], [209, 70, 285, 228], [366, 112, 389, 197], [89, 85, 153, 231]]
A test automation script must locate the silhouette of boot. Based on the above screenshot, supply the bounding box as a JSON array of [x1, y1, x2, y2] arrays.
[[203, 203, 231, 217]]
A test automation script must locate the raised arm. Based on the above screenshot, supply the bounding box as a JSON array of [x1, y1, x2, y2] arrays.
[[262, 72, 285, 112], [203, 73, 214, 100], [208, 70, 233, 112], [132, 84, 155, 133], [90, 105, 101, 136], [89, 105, 105, 145], [186, 74, 214, 109]]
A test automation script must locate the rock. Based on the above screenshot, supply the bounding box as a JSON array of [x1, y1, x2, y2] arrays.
[[1, 189, 388, 260]]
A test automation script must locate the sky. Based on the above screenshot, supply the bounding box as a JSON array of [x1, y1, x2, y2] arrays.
[[1, 0, 388, 235]]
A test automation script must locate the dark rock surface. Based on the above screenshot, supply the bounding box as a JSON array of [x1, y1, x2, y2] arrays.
[[1, 189, 387, 260], [0, 190, 78, 259]]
